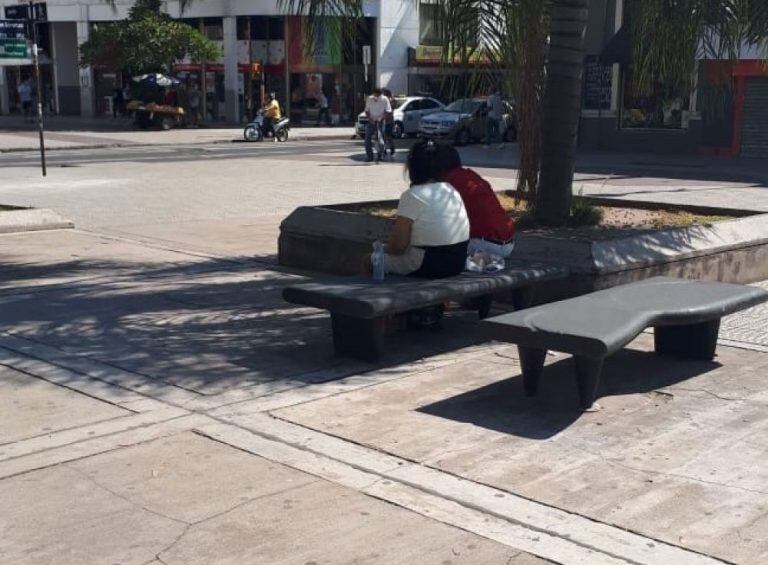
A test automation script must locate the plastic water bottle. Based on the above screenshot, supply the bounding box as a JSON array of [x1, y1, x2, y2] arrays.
[[372, 240, 385, 281]]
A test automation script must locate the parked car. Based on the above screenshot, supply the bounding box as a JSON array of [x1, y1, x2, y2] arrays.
[[356, 96, 444, 138], [418, 97, 517, 145]]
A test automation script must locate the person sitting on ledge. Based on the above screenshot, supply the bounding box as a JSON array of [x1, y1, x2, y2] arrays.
[[363, 140, 470, 278], [437, 144, 516, 257]]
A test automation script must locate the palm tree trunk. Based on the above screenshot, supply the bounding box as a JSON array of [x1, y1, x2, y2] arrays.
[[535, 0, 589, 227], [515, 18, 546, 204]]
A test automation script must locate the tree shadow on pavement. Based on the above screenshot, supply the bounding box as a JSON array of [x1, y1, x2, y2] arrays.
[[417, 348, 722, 439], [0, 256, 488, 398]]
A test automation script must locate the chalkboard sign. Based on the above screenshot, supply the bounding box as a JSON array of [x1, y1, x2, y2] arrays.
[[583, 56, 612, 110]]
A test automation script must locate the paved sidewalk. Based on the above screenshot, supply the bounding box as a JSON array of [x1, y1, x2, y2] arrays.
[[0, 227, 767, 564]]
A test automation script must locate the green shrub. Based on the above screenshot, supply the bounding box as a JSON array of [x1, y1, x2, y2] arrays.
[[569, 189, 603, 227]]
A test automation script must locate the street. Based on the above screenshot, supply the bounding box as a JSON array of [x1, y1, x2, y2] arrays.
[[1, 134, 768, 564]]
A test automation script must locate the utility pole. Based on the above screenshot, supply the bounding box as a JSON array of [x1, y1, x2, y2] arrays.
[[28, 0, 45, 176]]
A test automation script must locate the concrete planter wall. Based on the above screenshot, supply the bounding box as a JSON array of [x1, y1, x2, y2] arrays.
[[278, 199, 768, 298]]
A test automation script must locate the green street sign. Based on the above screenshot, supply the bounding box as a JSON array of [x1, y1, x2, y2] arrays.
[[0, 38, 27, 58]]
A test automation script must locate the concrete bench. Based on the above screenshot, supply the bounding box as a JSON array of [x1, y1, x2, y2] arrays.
[[283, 260, 569, 362], [482, 276, 768, 409]]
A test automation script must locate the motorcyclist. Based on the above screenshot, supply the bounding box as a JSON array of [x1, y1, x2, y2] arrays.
[[261, 92, 282, 139]]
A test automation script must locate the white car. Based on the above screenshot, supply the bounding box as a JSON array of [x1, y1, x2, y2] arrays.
[[356, 96, 444, 138]]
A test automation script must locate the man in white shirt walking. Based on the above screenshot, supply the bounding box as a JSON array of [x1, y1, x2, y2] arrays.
[[364, 87, 391, 163], [316, 90, 330, 126], [484, 88, 504, 149]]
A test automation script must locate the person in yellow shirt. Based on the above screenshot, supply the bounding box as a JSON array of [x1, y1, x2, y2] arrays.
[[261, 93, 281, 138]]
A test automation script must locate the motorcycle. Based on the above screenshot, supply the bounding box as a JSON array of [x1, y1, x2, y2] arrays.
[[243, 111, 290, 142]]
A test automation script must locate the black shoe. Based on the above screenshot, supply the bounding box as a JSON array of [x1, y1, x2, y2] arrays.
[[365, 157, 373, 163]]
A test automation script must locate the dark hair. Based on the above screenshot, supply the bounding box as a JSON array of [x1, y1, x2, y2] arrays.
[[372, 87, 382, 96], [407, 140, 452, 186], [382, 88, 392, 97], [436, 143, 461, 176]]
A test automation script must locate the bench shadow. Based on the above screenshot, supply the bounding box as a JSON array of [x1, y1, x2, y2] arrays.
[[417, 347, 722, 440]]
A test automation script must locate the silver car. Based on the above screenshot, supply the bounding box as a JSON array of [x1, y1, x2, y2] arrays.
[[418, 98, 517, 145], [356, 96, 444, 138]]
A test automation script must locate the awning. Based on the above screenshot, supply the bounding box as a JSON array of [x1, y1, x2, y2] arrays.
[[599, 24, 631, 65]]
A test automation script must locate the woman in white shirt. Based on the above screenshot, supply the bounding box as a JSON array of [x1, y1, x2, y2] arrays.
[[365, 141, 470, 278]]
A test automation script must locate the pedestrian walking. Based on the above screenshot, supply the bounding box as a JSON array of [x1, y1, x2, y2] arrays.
[[187, 83, 201, 128], [364, 87, 391, 163], [484, 88, 504, 149], [112, 87, 124, 118], [382, 88, 396, 158], [177, 82, 189, 127], [317, 90, 330, 126], [18, 77, 33, 123]]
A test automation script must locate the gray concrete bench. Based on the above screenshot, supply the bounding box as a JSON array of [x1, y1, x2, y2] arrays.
[[283, 260, 569, 362], [482, 277, 768, 409]]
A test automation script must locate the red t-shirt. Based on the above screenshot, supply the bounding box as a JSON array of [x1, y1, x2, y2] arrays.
[[443, 167, 515, 242]]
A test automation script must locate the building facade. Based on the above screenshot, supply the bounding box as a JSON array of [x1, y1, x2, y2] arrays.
[[2, 0, 766, 157], [581, 0, 768, 157], [0, 0, 427, 123]]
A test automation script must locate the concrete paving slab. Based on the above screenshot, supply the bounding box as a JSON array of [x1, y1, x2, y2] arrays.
[[275, 335, 768, 564], [68, 431, 317, 524], [104, 215, 285, 261], [0, 464, 186, 565], [0, 365, 128, 445], [0, 431, 540, 565], [0, 229, 213, 292], [158, 477, 536, 565]]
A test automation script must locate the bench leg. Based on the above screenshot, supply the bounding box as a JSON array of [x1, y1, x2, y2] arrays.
[[476, 294, 493, 320], [574, 356, 604, 410], [654, 319, 720, 361], [331, 313, 385, 362], [512, 286, 534, 311], [518, 346, 546, 397]]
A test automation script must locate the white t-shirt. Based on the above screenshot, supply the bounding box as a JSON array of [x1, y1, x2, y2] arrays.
[[18, 82, 32, 103], [488, 93, 502, 120], [396, 182, 470, 247], [365, 95, 391, 121]]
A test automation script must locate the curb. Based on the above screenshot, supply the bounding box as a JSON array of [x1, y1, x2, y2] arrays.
[[0, 208, 74, 234]]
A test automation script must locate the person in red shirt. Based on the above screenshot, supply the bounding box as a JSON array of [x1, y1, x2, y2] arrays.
[[437, 144, 516, 257]]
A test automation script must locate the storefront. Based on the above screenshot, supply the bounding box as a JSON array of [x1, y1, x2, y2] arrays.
[[578, 1, 704, 154], [1, 2, 391, 122], [1, 21, 55, 115], [286, 16, 373, 125], [407, 45, 496, 103], [699, 60, 768, 158]]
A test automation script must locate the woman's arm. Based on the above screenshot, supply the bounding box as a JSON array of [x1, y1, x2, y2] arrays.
[[386, 216, 413, 256]]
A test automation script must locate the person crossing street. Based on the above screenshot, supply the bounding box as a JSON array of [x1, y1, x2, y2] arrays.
[[364, 87, 391, 163]]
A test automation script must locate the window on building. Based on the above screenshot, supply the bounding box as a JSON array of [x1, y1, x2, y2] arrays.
[[250, 17, 284, 40], [621, 67, 691, 129], [237, 16, 249, 40], [419, 2, 443, 45], [203, 18, 223, 41]]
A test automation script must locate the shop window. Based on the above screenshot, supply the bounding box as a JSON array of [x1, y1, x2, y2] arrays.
[[419, 2, 442, 46], [342, 17, 375, 66], [621, 67, 691, 129]]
